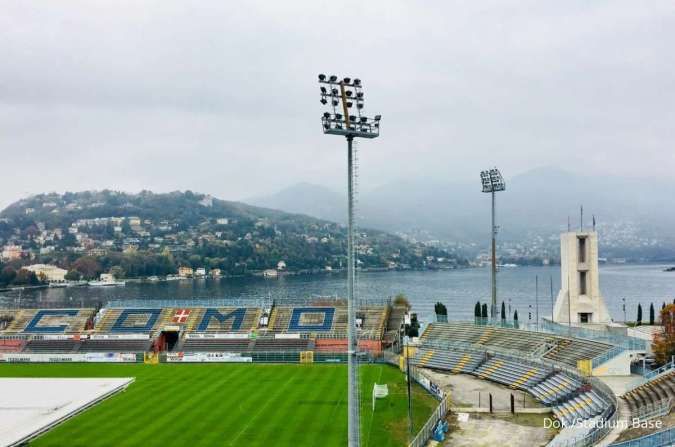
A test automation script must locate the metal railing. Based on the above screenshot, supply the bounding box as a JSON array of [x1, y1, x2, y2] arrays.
[[592, 346, 626, 369], [631, 398, 672, 422], [540, 319, 646, 351], [624, 360, 675, 395], [408, 395, 449, 447], [610, 427, 675, 447]]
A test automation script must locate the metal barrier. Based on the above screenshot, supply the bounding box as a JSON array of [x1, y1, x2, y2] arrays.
[[610, 427, 675, 447], [624, 361, 675, 394], [631, 398, 672, 422], [408, 395, 449, 447], [592, 346, 626, 369], [540, 319, 646, 351]]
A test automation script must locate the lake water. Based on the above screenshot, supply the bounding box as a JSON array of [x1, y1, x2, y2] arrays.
[[2, 264, 674, 325]]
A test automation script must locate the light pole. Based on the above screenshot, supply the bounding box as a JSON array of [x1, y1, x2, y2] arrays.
[[318, 73, 381, 447], [480, 168, 505, 320]]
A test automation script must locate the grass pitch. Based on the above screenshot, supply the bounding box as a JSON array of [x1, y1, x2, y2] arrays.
[[0, 363, 437, 446]]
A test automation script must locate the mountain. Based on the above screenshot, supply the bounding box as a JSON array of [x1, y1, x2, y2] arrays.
[[249, 183, 346, 224], [250, 168, 675, 261], [0, 190, 467, 283]]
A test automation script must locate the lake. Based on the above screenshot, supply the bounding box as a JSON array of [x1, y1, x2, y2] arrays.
[[2, 264, 674, 325]]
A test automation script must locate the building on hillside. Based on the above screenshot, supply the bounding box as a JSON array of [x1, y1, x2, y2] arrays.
[[24, 264, 67, 283], [178, 266, 193, 278], [552, 231, 611, 324], [1, 245, 23, 261]]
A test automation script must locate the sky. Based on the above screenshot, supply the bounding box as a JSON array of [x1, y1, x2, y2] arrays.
[[2, 1, 674, 210]]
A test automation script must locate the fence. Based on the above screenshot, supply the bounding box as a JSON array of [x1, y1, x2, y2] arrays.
[[631, 398, 672, 422], [624, 360, 675, 394], [408, 395, 449, 447], [540, 319, 647, 351], [610, 427, 675, 447]]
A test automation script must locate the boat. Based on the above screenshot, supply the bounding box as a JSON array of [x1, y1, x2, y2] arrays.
[[89, 273, 125, 287], [664, 267, 675, 272]]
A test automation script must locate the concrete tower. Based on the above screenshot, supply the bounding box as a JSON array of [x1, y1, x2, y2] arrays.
[[553, 231, 611, 324]]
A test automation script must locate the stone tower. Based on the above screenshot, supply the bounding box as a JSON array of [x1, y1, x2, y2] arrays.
[[552, 231, 611, 324]]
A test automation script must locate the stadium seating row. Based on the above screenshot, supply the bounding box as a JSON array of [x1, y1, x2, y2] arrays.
[[552, 390, 609, 426], [623, 371, 675, 414], [0, 305, 390, 340], [410, 345, 611, 428], [420, 322, 614, 367]]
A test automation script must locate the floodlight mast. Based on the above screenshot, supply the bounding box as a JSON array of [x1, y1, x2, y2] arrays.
[[318, 74, 381, 447], [480, 168, 505, 320]]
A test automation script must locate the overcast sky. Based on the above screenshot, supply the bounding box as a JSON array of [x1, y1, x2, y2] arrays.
[[2, 1, 674, 210]]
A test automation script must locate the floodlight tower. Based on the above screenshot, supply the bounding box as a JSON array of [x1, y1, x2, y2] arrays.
[[480, 168, 505, 320], [318, 73, 381, 447]]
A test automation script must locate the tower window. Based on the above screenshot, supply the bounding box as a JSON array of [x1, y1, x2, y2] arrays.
[[579, 271, 587, 295], [578, 237, 586, 263]]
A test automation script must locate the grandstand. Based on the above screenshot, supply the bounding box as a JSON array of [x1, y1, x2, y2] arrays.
[[420, 321, 615, 367], [623, 369, 675, 414], [0, 299, 392, 355]]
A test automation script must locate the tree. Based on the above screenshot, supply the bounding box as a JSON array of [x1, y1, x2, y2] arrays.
[[513, 310, 519, 329], [0, 266, 17, 286], [434, 302, 447, 323], [652, 304, 675, 365], [13, 269, 40, 286], [393, 294, 411, 310], [72, 256, 103, 280], [474, 301, 481, 318], [650, 303, 655, 326], [65, 270, 81, 281], [501, 301, 506, 320], [481, 303, 488, 319], [637, 304, 643, 326]]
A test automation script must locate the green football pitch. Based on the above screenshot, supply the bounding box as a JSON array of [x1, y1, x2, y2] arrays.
[[0, 363, 438, 446]]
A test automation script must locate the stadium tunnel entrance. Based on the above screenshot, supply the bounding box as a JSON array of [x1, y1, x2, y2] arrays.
[[159, 330, 180, 351]]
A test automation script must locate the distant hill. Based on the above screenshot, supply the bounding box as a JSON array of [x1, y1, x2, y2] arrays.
[[250, 168, 675, 261], [0, 190, 467, 282]]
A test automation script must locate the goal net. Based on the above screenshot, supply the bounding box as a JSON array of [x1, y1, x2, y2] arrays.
[[372, 383, 389, 411]]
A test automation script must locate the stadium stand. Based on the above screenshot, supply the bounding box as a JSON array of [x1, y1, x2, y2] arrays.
[[1, 309, 94, 334], [529, 372, 582, 404], [411, 347, 484, 373], [0, 300, 391, 354], [473, 357, 551, 390], [252, 338, 310, 352], [420, 322, 614, 367], [24, 339, 79, 353], [78, 339, 152, 353], [552, 390, 609, 426], [181, 338, 251, 352], [623, 370, 675, 413]]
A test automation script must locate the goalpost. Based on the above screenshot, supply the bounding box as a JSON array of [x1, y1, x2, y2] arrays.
[[372, 383, 389, 411]]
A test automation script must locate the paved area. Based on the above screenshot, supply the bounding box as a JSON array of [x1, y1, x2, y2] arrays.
[[443, 412, 556, 447], [424, 370, 545, 411], [0, 377, 133, 446]]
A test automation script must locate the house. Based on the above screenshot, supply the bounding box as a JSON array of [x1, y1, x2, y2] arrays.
[[178, 266, 193, 278], [210, 268, 221, 277], [24, 264, 67, 283], [1, 244, 23, 261], [277, 260, 287, 271], [195, 268, 206, 277]]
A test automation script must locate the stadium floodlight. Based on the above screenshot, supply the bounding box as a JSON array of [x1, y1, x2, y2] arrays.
[[318, 73, 382, 447], [480, 168, 506, 320]]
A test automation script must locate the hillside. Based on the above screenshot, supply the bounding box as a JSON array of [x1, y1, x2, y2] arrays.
[[0, 190, 467, 282], [250, 168, 675, 262]]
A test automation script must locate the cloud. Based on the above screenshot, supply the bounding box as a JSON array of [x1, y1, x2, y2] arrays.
[[1, 0, 674, 210]]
